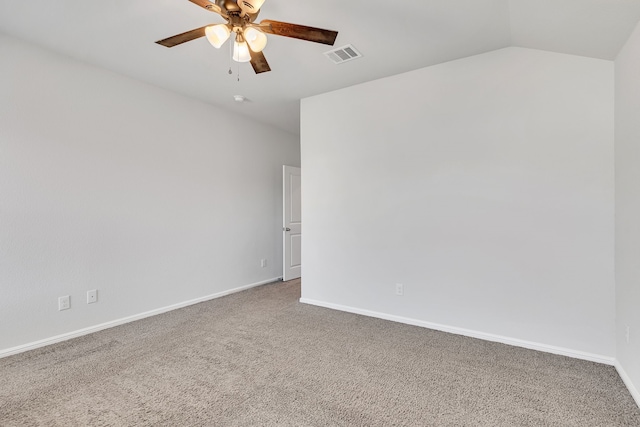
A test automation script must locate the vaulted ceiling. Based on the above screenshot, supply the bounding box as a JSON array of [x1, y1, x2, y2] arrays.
[[1, 0, 640, 135]]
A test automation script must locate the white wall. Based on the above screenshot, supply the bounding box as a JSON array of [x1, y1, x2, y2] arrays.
[[615, 20, 640, 403], [301, 47, 615, 359], [0, 35, 299, 352]]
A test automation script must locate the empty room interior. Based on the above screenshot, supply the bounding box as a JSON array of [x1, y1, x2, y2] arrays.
[[2, 0, 640, 425]]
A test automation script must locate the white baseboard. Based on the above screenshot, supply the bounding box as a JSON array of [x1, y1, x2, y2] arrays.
[[299, 298, 615, 366], [0, 277, 282, 359], [615, 361, 640, 409]]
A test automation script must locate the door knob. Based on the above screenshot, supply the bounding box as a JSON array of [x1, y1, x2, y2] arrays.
[[284, 227, 291, 231]]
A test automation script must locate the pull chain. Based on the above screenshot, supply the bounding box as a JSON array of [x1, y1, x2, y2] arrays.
[[228, 39, 232, 75]]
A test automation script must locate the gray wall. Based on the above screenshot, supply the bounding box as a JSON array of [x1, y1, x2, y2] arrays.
[[615, 19, 640, 405], [0, 35, 300, 352], [301, 47, 615, 361]]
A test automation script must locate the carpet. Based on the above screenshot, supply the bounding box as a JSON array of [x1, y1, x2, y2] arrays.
[[1, 279, 639, 426]]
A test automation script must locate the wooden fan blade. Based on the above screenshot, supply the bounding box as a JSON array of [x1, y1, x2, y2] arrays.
[[250, 49, 271, 74], [188, 0, 223, 14], [156, 26, 208, 47], [259, 20, 338, 46]]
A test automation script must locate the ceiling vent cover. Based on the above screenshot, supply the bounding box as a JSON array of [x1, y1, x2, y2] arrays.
[[324, 44, 362, 64]]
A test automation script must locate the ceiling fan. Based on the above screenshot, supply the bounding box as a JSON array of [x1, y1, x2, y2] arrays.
[[156, 0, 339, 74]]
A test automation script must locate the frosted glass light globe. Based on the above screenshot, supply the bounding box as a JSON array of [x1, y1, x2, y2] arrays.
[[238, 0, 266, 14], [233, 41, 251, 62], [205, 24, 230, 49], [244, 27, 268, 52]]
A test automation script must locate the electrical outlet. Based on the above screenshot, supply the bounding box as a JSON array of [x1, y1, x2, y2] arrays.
[[626, 325, 630, 345], [58, 296, 70, 311], [87, 289, 98, 304], [261, 259, 267, 268], [395, 283, 404, 296]]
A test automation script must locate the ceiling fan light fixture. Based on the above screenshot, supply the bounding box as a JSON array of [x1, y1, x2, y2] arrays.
[[233, 40, 252, 62], [205, 24, 230, 49], [244, 27, 268, 52]]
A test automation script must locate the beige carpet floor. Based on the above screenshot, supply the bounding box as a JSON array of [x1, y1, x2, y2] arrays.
[[1, 279, 639, 426]]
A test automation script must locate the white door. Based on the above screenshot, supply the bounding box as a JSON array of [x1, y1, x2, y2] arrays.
[[283, 166, 301, 281]]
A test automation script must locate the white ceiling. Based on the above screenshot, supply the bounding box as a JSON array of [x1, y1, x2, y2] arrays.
[[1, 0, 640, 135]]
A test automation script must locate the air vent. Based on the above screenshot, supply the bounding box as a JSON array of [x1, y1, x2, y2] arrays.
[[324, 44, 362, 64]]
